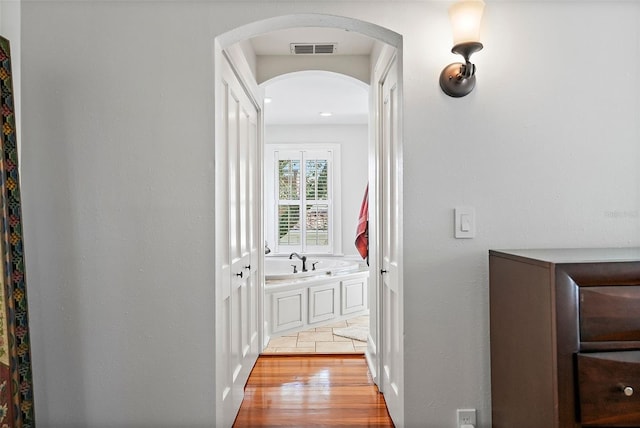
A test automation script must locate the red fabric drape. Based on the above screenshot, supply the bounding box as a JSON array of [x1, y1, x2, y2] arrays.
[[355, 184, 368, 260]]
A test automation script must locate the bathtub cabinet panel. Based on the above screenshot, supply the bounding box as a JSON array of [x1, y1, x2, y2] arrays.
[[309, 283, 340, 324], [272, 289, 306, 333], [342, 277, 368, 315], [265, 271, 369, 339]]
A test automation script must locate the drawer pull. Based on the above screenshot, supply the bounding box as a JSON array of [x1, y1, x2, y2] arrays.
[[620, 385, 634, 397]]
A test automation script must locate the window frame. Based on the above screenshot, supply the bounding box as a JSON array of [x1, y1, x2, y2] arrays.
[[265, 143, 342, 256]]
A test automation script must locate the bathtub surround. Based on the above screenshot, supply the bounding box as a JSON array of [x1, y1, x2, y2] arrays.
[[265, 257, 360, 280], [264, 257, 369, 342]]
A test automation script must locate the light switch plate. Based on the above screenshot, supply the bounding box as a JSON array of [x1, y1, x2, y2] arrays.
[[454, 207, 475, 239]]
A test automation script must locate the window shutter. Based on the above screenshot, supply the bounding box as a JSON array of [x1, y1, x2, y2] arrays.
[[273, 148, 335, 254]]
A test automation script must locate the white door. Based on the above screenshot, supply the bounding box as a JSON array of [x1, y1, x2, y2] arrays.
[[215, 53, 261, 427], [379, 56, 404, 427]]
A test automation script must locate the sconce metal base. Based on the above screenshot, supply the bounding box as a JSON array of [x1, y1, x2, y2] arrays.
[[440, 42, 483, 97], [452, 42, 483, 59], [440, 63, 476, 97]]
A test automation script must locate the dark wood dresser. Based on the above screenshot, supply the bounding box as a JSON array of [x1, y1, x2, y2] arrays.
[[489, 248, 640, 428]]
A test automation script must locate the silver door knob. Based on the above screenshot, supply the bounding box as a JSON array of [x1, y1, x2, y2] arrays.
[[622, 385, 634, 396]]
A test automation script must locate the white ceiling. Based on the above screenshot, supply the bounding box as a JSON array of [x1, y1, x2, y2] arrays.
[[263, 71, 368, 125], [250, 28, 372, 125]]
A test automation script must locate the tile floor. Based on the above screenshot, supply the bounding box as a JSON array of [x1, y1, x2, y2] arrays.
[[263, 315, 369, 354]]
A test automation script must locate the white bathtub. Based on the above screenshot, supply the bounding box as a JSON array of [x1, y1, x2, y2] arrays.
[[263, 259, 369, 340], [265, 257, 360, 280]]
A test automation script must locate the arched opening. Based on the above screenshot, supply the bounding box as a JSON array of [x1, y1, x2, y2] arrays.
[[262, 70, 368, 257], [261, 70, 370, 352], [214, 14, 404, 427]]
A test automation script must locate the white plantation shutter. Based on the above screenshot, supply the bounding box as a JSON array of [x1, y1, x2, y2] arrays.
[[274, 148, 335, 254], [277, 158, 301, 246], [304, 158, 329, 247]]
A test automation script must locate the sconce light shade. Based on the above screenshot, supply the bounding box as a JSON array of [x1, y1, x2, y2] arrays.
[[440, 0, 485, 98], [449, 0, 485, 45]]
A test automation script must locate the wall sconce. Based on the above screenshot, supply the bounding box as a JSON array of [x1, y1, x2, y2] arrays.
[[439, 0, 485, 97]]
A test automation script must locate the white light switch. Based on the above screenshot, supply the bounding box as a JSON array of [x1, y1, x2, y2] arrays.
[[455, 207, 475, 238], [461, 214, 471, 232]]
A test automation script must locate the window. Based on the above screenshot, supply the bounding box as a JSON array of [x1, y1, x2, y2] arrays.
[[266, 145, 341, 255]]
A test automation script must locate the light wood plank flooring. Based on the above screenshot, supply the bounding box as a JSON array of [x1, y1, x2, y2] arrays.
[[233, 355, 394, 427]]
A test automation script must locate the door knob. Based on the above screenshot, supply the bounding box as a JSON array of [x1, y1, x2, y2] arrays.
[[621, 385, 634, 396]]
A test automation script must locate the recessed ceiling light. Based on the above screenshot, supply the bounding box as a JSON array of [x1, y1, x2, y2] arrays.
[[264, 97, 272, 104], [319, 112, 333, 117]]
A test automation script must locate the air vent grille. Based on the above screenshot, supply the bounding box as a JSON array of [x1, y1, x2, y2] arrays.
[[313, 44, 335, 54], [290, 43, 337, 55]]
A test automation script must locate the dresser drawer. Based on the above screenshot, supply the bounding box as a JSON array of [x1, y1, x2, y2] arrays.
[[580, 286, 640, 343], [577, 351, 640, 426]]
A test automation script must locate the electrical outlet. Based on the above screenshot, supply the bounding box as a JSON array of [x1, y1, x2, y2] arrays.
[[457, 408, 476, 427]]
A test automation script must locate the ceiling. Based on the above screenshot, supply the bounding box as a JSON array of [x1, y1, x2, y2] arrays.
[[263, 71, 368, 125], [250, 27, 372, 125]]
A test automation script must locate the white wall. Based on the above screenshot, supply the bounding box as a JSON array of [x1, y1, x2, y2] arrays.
[[265, 124, 368, 258], [257, 54, 370, 84], [19, 2, 640, 427], [21, 3, 217, 427]]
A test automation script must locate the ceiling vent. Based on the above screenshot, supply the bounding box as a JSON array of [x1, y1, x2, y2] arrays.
[[290, 43, 337, 55]]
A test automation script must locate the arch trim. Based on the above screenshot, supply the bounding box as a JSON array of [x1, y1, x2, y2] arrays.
[[216, 13, 402, 52]]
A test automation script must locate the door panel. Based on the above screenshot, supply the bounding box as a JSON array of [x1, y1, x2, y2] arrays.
[[247, 120, 260, 356], [217, 54, 261, 427], [380, 57, 403, 427]]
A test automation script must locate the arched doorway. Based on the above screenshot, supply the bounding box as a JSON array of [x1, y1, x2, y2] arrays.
[[214, 14, 404, 427]]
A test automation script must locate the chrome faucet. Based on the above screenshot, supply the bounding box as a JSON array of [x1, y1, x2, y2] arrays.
[[288, 252, 307, 272]]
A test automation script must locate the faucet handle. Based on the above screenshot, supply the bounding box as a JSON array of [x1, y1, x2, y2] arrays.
[[291, 265, 298, 274], [312, 262, 319, 271]]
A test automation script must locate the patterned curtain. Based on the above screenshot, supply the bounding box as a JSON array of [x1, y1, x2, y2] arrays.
[[0, 36, 35, 428]]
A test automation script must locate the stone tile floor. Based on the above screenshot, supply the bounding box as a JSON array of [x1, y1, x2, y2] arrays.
[[263, 315, 369, 354]]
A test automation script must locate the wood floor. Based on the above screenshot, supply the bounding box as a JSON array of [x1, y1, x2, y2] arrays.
[[233, 355, 395, 427]]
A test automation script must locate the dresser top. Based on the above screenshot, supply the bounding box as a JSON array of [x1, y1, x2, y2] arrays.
[[490, 247, 640, 264]]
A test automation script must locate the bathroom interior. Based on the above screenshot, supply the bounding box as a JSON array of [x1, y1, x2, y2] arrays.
[[261, 69, 372, 354]]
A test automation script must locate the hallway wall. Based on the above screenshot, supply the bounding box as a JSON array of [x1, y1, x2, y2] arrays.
[[19, 1, 640, 427]]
